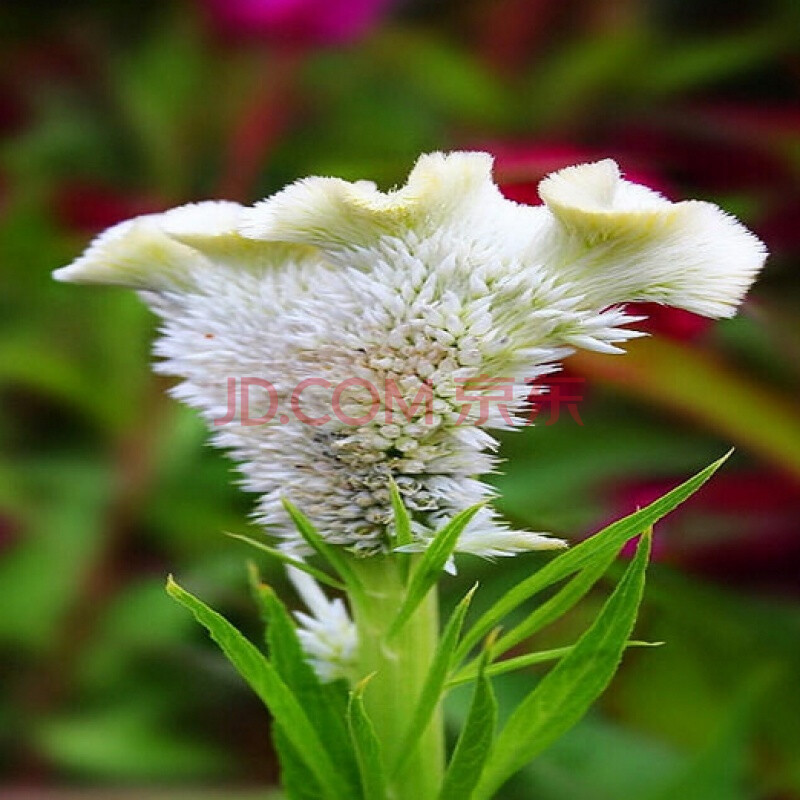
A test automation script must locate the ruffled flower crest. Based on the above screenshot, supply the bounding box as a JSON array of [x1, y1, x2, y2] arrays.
[[536, 159, 766, 317], [54, 152, 765, 559]]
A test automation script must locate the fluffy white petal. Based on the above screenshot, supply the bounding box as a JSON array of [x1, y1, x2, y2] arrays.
[[54, 200, 319, 289], [537, 160, 767, 317], [52, 214, 206, 290], [240, 151, 542, 261]]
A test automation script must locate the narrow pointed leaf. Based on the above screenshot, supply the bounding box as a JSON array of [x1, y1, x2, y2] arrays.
[[273, 724, 324, 800], [166, 577, 350, 800], [248, 567, 360, 797], [348, 679, 389, 800], [392, 583, 479, 778], [282, 498, 365, 603], [449, 641, 662, 688], [456, 552, 614, 679], [473, 532, 652, 800], [438, 649, 497, 800], [388, 503, 484, 640], [389, 481, 412, 583], [228, 532, 346, 590], [457, 453, 728, 660], [389, 481, 413, 549], [492, 550, 616, 658]]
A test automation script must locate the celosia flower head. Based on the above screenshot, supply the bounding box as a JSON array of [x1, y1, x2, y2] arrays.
[[54, 153, 765, 558]]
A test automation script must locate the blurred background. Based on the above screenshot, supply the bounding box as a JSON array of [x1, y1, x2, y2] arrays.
[[1, 0, 799, 797]]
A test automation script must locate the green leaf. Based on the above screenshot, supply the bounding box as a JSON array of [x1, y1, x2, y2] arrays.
[[247, 566, 360, 797], [389, 481, 413, 549], [473, 531, 652, 800], [348, 678, 389, 800], [449, 641, 662, 688], [456, 553, 615, 680], [388, 503, 484, 640], [456, 453, 729, 661], [166, 577, 351, 800], [392, 583, 479, 778], [273, 724, 324, 800], [438, 648, 498, 800], [389, 481, 412, 583], [282, 498, 366, 604], [228, 532, 346, 591]]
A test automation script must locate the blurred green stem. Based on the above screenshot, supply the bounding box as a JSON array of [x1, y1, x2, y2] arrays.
[[349, 556, 444, 800]]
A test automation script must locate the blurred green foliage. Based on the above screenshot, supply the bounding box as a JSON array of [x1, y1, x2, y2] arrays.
[[1, 0, 799, 797]]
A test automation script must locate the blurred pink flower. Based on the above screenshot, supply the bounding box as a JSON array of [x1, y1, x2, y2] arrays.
[[202, 0, 394, 45]]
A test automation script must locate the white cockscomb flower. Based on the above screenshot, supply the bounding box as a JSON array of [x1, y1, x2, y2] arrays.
[[54, 152, 766, 558], [287, 567, 358, 682]]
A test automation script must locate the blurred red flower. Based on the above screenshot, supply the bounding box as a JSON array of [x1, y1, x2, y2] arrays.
[[52, 183, 165, 233], [202, 0, 394, 45]]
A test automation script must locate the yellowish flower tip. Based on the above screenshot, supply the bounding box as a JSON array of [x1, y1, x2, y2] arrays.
[[483, 627, 501, 653], [50, 207, 234, 290], [539, 159, 665, 213], [52, 216, 198, 289], [538, 159, 767, 318], [239, 151, 499, 248], [354, 672, 378, 695], [53, 199, 321, 289]]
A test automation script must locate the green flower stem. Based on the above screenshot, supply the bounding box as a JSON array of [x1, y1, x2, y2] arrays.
[[349, 555, 444, 800]]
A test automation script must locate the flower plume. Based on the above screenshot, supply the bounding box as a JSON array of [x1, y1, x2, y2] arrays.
[[54, 152, 766, 558]]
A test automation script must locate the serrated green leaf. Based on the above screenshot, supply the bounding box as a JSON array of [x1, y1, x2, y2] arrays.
[[247, 566, 360, 797], [166, 577, 350, 800], [473, 531, 652, 800], [229, 533, 346, 591], [388, 503, 484, 640], [348, 679, 389, 800], [392, 583, 479, 778], [282, 498, 366, 604], [456, 453, 729, 661], [438, 648, 497, 800]]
